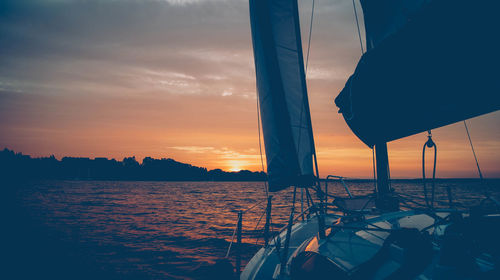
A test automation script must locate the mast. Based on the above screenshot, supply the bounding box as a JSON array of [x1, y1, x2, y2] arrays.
[[375, 142, 399, 211], [374, 142, 390, 195]]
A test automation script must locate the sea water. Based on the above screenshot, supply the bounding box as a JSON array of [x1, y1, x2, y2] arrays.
[[5, 180, 499, 279]]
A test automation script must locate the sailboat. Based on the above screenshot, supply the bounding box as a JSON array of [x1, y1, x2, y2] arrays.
[[234, 0, 500, 279]]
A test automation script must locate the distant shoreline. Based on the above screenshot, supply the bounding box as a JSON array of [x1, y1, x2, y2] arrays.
[[1, 148, 494, 182], [0, 148, 266, 182]]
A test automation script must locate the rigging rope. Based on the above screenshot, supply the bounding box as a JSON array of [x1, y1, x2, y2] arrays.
[[296, 0, 316, 153], [305, 0, 315, 72], [422, 131, 437, 208], [463, 120, 484, 180], [352, 0, 365, 54], [242, 199, 265, 214], [296, 0, 322, 216], [253, 209, 267, 246], [256, 96, 269, 198], [306, 0, 323, 206]]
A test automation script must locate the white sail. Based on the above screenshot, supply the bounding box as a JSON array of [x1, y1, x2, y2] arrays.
[[249, 0, 314, 191]]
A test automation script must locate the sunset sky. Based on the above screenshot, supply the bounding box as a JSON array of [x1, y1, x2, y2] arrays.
[[1, 0, 499, 178]]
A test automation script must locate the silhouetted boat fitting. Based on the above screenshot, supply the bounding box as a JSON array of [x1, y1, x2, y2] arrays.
[[235, 0, 500, 279]]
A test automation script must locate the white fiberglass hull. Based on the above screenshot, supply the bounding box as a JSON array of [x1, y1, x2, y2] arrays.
[[241, 211, 496, 280]]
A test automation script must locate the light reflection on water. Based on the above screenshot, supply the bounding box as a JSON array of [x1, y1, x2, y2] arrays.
[[13, 180, 499, 279]]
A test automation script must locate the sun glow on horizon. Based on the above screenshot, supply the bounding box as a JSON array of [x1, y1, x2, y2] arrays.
[[226, 160, 251, 172]]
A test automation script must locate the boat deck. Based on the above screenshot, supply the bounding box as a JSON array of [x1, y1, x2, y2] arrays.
[[241, 214, 341, 280], [241, 210, 496, 280]]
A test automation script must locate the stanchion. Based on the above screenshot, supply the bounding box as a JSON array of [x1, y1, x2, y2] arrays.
[[236, 210, 242, 276], [264, 195, 272, 247]]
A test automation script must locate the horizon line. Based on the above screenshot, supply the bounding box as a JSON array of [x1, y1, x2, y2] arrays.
[[2, 147, 495, 180]]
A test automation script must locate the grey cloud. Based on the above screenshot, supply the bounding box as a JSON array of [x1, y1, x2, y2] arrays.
[[0, 0, 362, 96], [0, 0, 255, 95]]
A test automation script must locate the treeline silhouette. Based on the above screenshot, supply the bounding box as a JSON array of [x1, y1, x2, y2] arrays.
[[1, 148, 266, 181]]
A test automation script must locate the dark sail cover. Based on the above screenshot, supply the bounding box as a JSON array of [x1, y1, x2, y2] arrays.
[[336, 0, 500, 147], [361, 0, 427, 50], [249, 0, 315, 191]]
